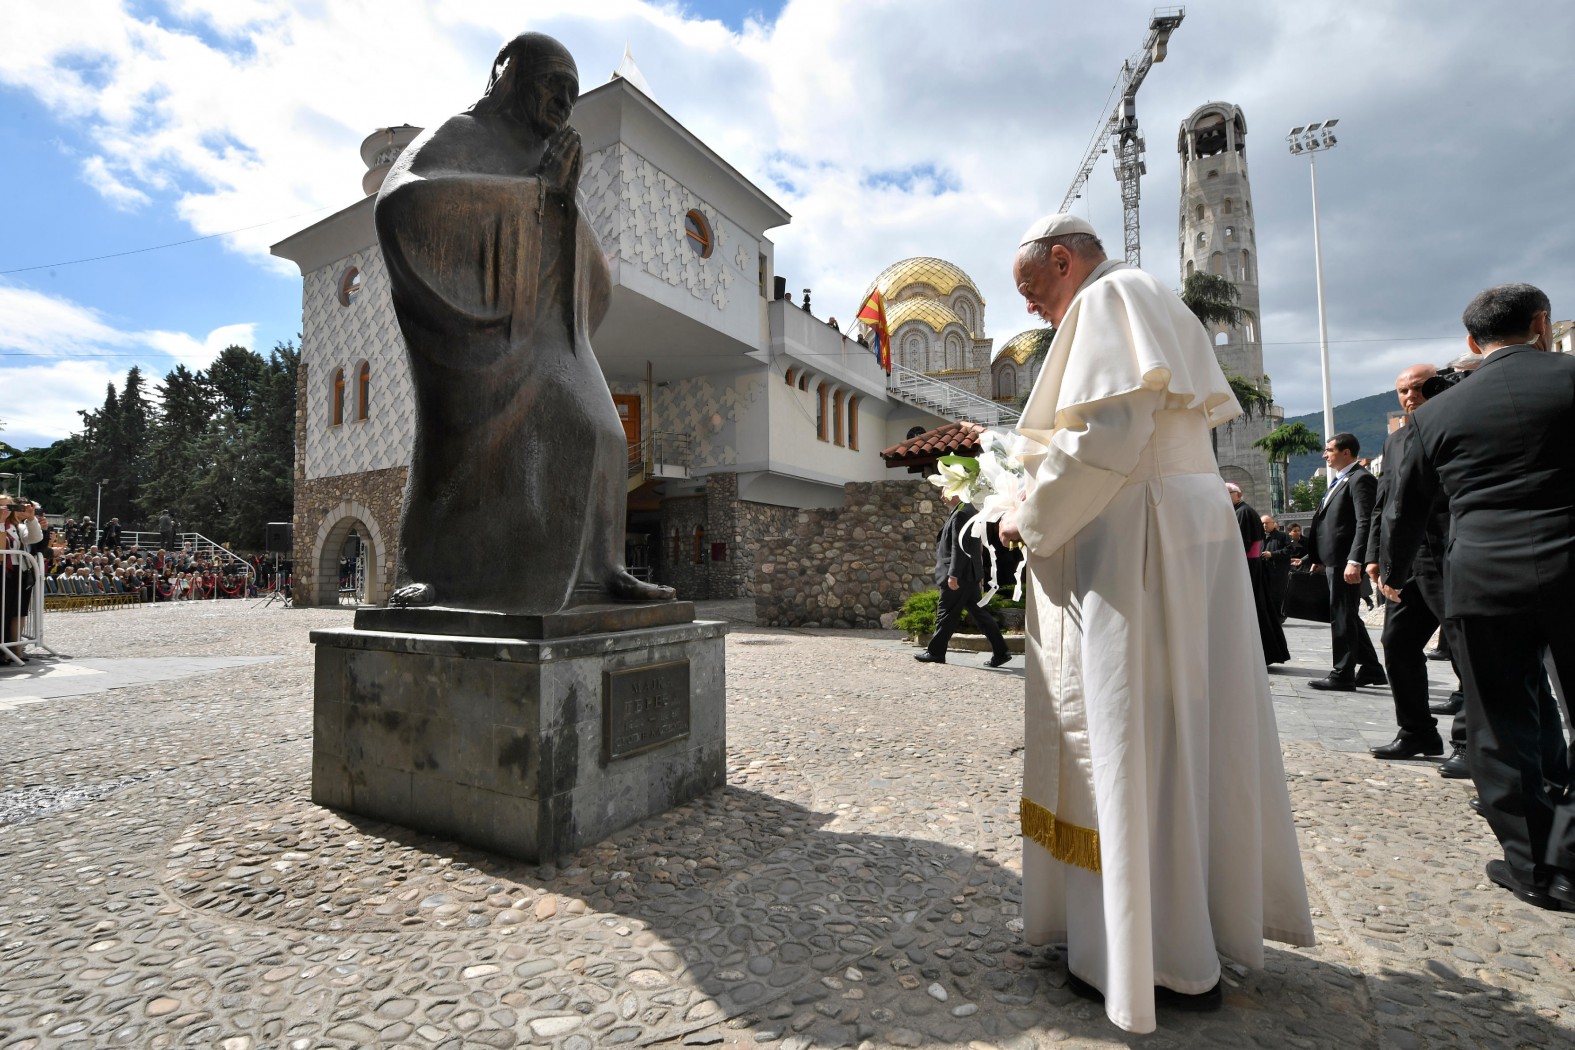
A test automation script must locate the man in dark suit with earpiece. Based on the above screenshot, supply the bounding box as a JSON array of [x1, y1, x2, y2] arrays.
[[1384, 282, 1575, 911]]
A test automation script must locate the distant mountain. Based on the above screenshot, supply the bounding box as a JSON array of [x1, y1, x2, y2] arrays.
[[1282, 389, 1400, 485]]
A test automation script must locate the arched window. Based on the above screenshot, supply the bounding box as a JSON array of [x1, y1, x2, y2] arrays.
[[784, 367, 796, 385], [356, 361, 370, 421], [1210, 251, 1225, 275], [1215, 331, 1229, 346], [1241, 249, 1252, 282], [847, 396, 859, 451], [1223, 198, 1233, 215], [1194, 203, 1204, 222], [833, 389, 845, 446], [904, 334, 924, 370], [997, 368, 1016, 400], [331, 368, 345, 426], [816, 382, 828, 441], [1185, 259, 1195, 278], [945, 334, 964, 371], [692, 525, 705, 564], [952, 297, 974, 334]]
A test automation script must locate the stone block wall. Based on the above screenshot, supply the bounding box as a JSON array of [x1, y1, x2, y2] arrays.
[[654, 474, 798, 601], [755, 480, 946, 628], [658, 495, 708, 599]]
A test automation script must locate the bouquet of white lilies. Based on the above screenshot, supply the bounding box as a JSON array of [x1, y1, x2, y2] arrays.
[[926, 428, 1032, 604]]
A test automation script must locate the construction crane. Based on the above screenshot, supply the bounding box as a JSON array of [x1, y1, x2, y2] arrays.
[[1059, 6, 1185, 267]]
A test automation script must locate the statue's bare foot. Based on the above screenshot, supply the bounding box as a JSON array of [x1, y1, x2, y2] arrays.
[[390, 582, 436, 607], [606, 571, 675, 603]]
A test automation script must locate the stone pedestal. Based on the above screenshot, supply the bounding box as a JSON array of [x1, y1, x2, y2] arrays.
[[310, 614, 726, 863]]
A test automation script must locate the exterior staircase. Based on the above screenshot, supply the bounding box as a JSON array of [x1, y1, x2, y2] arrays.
[[627, 432, 695, 492], [886, 364, 1020, 428]]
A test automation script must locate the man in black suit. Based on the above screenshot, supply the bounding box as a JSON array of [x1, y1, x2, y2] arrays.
[[1303, 433, 1386, 691], [916, 494, 1011, 668], [1383, 282, 1575, 910], [1362, 364, 1456, 760]]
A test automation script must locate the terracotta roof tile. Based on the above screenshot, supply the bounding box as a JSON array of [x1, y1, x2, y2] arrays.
[[880, 419, 988, 468]]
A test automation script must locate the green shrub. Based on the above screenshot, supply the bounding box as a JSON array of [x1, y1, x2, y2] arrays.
[[897, 586, 1025, 637], [895, 589, 939, 636]]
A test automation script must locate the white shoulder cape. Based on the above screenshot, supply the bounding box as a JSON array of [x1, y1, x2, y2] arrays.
[[1019, 264, 1240, 434]]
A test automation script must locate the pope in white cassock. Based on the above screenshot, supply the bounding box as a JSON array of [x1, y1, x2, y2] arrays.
[[998, 215, 1315, 1033]]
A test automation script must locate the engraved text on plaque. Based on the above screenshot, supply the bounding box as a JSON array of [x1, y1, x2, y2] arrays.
[[603, 660, 690, 762]]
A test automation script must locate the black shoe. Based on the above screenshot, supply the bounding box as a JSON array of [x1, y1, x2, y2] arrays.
[[1371, 732, 1444, 760], [1485, 859, 1565, 911], [1066, 971, 1104, 1003], [1469, 797, 1484, 816], [985, 652, 1012, 668], [1355, 666, 1389, 687], [914, 652, 945, 664], [1426, 647, 1449, 661], [1429, 695, 1464, 716], [1155, 981, 1223, 1012], [1549, 872, 1575, 908], [1308, 675, 1357, 691], [1439, 744, 1470, 779]]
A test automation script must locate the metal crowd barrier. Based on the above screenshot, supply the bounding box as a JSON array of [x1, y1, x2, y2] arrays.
[[1, 548, 55, 666]]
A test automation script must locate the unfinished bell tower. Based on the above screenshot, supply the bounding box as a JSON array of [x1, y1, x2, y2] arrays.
[[1178, 102, 1276, 509]]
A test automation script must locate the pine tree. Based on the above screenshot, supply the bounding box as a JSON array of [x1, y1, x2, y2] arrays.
[[138, 364, 215, 534]]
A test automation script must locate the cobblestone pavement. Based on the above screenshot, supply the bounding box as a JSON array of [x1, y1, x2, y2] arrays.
[[1, 601, 1571, 1050]]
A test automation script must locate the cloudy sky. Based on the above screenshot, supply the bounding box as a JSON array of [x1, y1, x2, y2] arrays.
[[3, 0, 1571, 450]]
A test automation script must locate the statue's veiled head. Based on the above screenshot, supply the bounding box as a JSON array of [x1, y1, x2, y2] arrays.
[[469, 32, 580, 137]]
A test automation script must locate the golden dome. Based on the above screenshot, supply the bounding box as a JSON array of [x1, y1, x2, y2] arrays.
[[887, 297, 967, 335], [997, 327, 1054, 365], [866, 256, 984, 305]]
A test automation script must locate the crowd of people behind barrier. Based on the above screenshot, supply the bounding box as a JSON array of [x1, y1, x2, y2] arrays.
[[35, 508, 285, 604], [45, 542, 282, 602]]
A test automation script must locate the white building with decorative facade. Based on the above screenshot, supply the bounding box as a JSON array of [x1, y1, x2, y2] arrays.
[[273, 74, 1011, 607]]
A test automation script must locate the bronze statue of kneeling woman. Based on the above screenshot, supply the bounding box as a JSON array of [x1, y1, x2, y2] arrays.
[[375, 32, 674, 613]]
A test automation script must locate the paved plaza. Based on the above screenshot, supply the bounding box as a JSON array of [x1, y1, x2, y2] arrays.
[[2, 600, 1572, 1050]]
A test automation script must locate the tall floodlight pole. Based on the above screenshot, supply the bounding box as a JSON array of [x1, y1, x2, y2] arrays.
[[95, 479, 107, 547], [1287, 120, 1339, 482]]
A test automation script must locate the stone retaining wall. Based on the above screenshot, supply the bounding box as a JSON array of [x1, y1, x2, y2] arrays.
[[755, 480, 945, 628]]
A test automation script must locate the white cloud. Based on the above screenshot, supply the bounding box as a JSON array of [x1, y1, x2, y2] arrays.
[[0, 358, 123, 448], [80, 154, 150, 209], [0, 283, 254, 444], [3, 0, 1573, 427], [142, 322, 256, 370], [0, 284, 131, 356]]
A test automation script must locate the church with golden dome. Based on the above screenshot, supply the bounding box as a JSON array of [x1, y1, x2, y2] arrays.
[[860, 256, 1048, 406]]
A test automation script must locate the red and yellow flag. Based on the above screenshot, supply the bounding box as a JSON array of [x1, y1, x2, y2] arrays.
[[856, 288, 892, 374]]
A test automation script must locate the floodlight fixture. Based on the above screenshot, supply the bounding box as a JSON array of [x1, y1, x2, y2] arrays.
[[1286, 119, 1340, 156]]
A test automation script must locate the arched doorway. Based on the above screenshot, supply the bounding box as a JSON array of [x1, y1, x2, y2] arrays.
[[311, 501, 389, 607]]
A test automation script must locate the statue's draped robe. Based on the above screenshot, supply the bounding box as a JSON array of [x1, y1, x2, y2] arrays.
[[375, 117, 627, 613], [1014, 261, 1314, 1034]]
